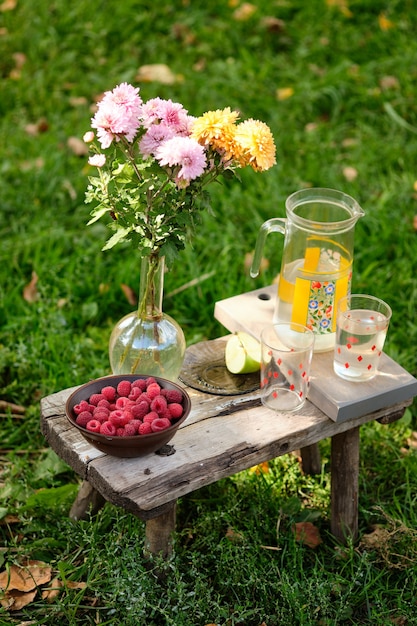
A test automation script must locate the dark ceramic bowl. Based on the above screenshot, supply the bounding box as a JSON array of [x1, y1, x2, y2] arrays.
[[65, 374, 191, 458]]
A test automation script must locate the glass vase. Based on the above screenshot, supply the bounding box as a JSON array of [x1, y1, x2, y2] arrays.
[[109, 254, 186, 381]]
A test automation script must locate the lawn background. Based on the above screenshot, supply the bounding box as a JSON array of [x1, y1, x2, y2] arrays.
[[1, 1, 417, 624]]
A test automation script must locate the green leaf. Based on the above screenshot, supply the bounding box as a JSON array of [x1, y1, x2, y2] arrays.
[[87, 206, 112, 225], [113, 162, 135, 182], [102, 226, 132, 250]]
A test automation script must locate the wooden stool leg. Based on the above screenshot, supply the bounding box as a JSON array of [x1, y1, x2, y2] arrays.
[[69, 480, 105, 521], [143, 501, 177, 560], [330, 427, 360, 544], [300, 443, 321, 474]]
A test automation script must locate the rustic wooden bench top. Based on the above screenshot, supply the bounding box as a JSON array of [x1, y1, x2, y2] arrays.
[[40, 375, 412, 544]]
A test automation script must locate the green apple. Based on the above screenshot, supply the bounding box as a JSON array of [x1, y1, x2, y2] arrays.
[[225, 332, 261, 374]]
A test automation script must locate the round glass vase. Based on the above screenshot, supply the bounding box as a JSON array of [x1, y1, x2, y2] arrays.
[[109, 254, 186, 381]]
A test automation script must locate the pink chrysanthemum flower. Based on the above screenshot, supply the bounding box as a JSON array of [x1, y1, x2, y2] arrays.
[[140, 97, 166, 128], [156, 136, 207, 182], [102, 82, 142, 116], [91, 102, 126, 148], [139, 124, 176, 158], [157, 99, 190, 134], [92, 83, 142, 148]]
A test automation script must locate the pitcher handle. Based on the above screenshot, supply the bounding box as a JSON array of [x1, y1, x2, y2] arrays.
[[250, 217, 287, 278]]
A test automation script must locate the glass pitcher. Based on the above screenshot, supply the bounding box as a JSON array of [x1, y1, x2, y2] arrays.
[[251, 188, 364, 352]]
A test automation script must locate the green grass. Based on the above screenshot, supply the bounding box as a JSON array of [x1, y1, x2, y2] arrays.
[[1, 0, 417, 623]]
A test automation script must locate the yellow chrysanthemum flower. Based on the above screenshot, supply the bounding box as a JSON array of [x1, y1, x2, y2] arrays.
[[233, 119, 276, 171], [191, 107, 239, 155]]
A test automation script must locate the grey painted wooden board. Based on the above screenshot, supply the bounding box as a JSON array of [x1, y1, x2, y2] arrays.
[[40, 384, 411, 519], [214, 285, 417, 422]]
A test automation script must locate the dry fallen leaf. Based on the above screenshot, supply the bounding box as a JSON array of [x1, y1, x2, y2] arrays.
[[233, 2, 257, 20], [260, 16, 285, 33], [0, 560, 52, 592], [23, 271, 39, 303], [1, 588, 37, 611], [342, 166, 358, 181], [293, 521, 322, 548], [0, 0, 17, 12], [378, 12, 394, 30], [69, 96, 88, 107], [341, 137, 358, 148], [19, 157, 45, 172], [406, 431, 417, 449], [276, 87, 294, 101], [379, 75, 399, 90], [25, 117, 49, 136], [305, 122, 318, 133], [326, 0, 352, 18], [121, 283, 137, 306], [41, 576, 63, 602], [67, 136, 89, 156], [225, 527, 245, 543], [136, 63, 177, 85], [66, 581, 87, 590]]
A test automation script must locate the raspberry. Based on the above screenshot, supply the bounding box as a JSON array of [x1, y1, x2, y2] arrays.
[[164, 389, 183, 404], [151, 417, 171, 432], [145, 377, 157, 387], [167, 403, 183, 419], [76, 412, 92, 428], [93, 405, 109, 416], [100, 421, 117, 436], [138, 392, 151, 405], [132, 378, 147, 391], [150, 395, 168, 414], [129, 419, 142, 432], [123, 423, 137, 437], [146, 382, 161, 399], [86, 419, 101, 433], [130, 401, 149, 420], [101, 385, 116, 401], [93, 410, 110, 423], [117, 380, 132, 397], [73, 400, 91, 415], [89, 393, 105, 406], [109, 409, 131, 427], [116, 427, 125, 436], [138, 422, 152, 435], [115, 396, 133, 410], [97, 399, 111, 409], [128, 386, 142, 401], [143, 411, 159, 424], [158, 408, 172, 422]]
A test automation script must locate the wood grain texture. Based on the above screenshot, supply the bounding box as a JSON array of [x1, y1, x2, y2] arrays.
[[40, 381, 411, 521]]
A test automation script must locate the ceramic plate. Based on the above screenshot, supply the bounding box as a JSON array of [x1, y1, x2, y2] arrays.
[[179, 338, 260, 396]]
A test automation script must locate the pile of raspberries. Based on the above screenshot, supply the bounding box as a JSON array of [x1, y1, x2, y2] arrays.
[[72, 377, 185, 437]]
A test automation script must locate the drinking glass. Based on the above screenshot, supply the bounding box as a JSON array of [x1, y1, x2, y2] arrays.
[[260, 323, 315, 412], [333, 294, 392, 382]]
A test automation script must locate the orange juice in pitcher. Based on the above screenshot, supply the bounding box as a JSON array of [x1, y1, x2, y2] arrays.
[[251, 188, 364, 352]]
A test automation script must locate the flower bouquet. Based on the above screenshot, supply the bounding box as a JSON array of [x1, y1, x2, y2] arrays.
[[84, 82, 276, 379]]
